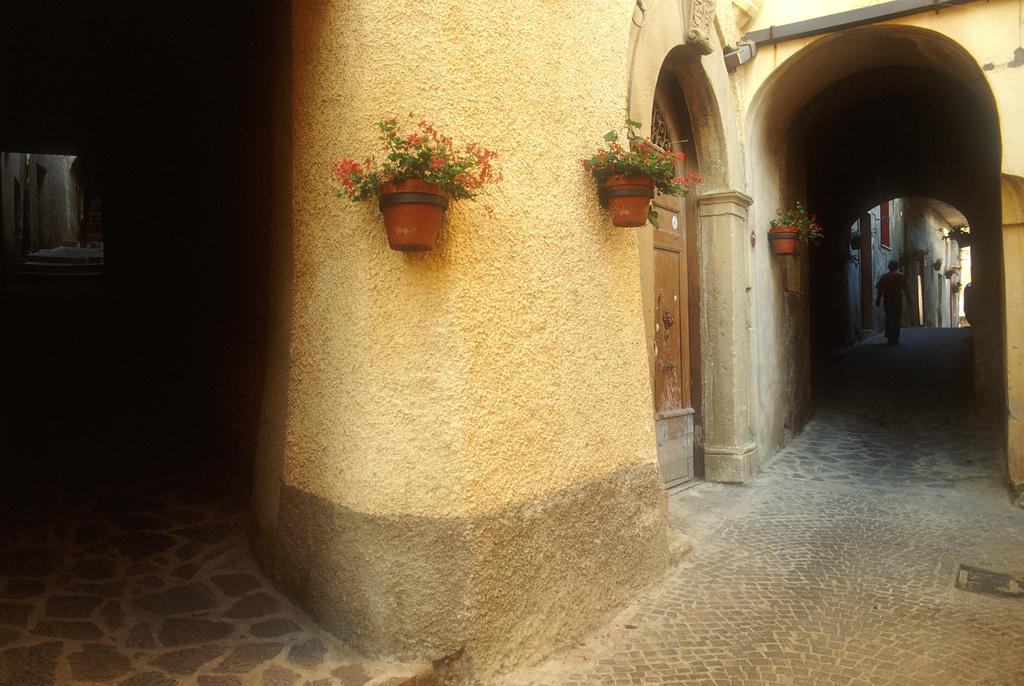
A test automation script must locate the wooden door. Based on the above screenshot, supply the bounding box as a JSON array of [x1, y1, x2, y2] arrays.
[[650, 97, 699, 489], [654, 246, 687, 413]]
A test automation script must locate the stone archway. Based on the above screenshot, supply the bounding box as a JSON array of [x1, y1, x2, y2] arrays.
[[627, 1, 757, 482], [746, 24, 1006, 475]]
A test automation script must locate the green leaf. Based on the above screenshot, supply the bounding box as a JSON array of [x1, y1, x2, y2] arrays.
[[648, 208, 659, 228], [626, 117, 642, 128], [603, 130, 619, 142]]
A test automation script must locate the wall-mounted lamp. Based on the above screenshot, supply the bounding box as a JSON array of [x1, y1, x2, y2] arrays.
[[724, 41, 757, 71]]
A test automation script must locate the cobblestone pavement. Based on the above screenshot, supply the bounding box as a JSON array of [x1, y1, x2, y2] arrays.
[[500, 329, 1024, 685], [0, 463, 427, 686]]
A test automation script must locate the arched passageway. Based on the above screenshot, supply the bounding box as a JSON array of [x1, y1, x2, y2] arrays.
[[748, 25, 1005, 465]]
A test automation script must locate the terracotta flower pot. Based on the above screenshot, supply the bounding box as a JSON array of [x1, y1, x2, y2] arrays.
[[768, 225, 800, 255], [377, 179, 450, 251], [603, 175, 655, 227]]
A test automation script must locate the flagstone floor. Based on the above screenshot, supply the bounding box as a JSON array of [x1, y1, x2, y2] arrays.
[[0, 464, 426, 686]]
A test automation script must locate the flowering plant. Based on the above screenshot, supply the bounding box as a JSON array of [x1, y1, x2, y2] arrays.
[[333, 118, 501, 202], [948, 224, 970, 243], [771, 202, 823, 243], [581, 117, 701, 226]]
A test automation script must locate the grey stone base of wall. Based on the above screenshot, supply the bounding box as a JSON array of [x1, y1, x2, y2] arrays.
[[257, 462, 671, 681], [704, 443, 758, 483]]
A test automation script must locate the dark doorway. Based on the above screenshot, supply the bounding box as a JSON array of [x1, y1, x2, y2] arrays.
[[0, 6, 293, 680], [0, 3, 286, 484]]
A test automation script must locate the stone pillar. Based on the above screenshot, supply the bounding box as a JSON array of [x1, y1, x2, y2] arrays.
[[971, 213, 1005, 423], [698, 190, 758, 482], [1003, 174, 1024, 486], [254, 0, 673, 676]]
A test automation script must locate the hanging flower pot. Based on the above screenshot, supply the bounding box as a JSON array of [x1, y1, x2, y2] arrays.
[[378, 179, 449, 251], [582, 117, 701, 229], [603, 175, 655, 227], [333, 117, 501, 252], [949, 225, 972, 248], [769, 203, 822, 256], [768, 225, 800, 255]]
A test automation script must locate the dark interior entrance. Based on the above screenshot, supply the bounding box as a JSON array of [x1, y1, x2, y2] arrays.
[[0, 7, 320, 684], [0, 3, 285, 488]]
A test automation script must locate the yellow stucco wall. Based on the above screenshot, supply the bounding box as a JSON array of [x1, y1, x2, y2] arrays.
[[284, 0, 661, 520], [256, 2, 677, 671], [256, 0, 1024, 673]]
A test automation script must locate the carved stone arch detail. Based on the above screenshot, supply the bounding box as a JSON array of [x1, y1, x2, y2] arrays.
[[684, 0, 717, 56], [627, 0, 755, 485], [626, 0, 740, 192]]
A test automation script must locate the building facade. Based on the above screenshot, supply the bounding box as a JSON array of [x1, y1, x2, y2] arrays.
[[244, 0, 1024, 679], [839, 197, 966, 346], [0, 153, 82, 262]]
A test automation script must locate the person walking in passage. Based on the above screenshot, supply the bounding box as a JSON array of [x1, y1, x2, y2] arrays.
[[876, 260, 911, 344]]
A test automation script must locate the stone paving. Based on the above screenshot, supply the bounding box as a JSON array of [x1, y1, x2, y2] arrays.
[[499, 328, 1024, 685], [0, 463, 428, 686]]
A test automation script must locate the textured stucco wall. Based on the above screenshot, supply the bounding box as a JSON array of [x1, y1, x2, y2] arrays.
[[286, 0, 656, 519], [901, 198, 962, 329], [0, 153, 22, 258], [258, 0, 672, 676], [2, 154, 77, 253]]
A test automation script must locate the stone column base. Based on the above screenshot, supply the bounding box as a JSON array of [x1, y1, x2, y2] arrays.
[[704, 443, 758, 483]]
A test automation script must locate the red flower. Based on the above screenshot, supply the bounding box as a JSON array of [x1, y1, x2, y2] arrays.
[[335, 117, 501, 202], [332, 157, 363, 179]]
